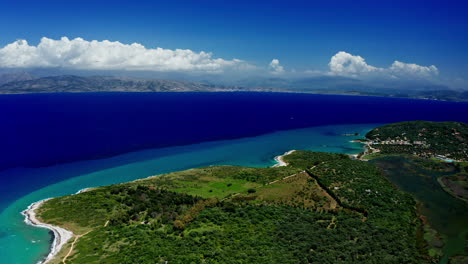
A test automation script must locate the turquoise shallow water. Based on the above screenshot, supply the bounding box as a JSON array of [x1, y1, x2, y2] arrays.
[[0, 123, 376, 264]]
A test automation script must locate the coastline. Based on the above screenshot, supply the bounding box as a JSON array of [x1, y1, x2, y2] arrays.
[[16, 144, 430, 263], [9, 126, 374, 264], [19, 149, 297, 263], [22, 199, 74, 264], [351, 139, 377, 161], [272, 150, 296, 167], [75, 187, 92, 194]]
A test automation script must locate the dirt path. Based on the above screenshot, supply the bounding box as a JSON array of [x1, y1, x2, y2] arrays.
[[62, 230, 90, 263], [326, 216, 336, 229], [222, 170, 306, 201], [221, 192, 241, 201], [62, 218, 107, 263], [266, 170, 308, 185]]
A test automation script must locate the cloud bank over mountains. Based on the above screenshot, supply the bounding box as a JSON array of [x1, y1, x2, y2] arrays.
[[268, 59, 284, 74], [328, 51, 439, 79], [0, 37, 252, 73], [0, 37, 440, 82]]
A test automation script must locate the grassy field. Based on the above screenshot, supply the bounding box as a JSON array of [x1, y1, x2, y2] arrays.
[[361, 152, 387, 160], [136, 165, 302, 198], [229, 171, 339, 211]]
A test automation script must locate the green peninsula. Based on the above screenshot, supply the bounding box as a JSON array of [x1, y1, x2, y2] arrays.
[[35, 151, 427, 264]]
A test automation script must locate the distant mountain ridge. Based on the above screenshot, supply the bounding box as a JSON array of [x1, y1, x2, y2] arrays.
[[0, 75, 282, 93], [0, 72, 36, 85], [0, 73, 467, 101]]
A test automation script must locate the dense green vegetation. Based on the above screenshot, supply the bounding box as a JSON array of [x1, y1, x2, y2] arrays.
[[365, 121, 468, 161], [38, 151, 427, 264], [70, 206, 417, 264], [286, 151, 422, 255]]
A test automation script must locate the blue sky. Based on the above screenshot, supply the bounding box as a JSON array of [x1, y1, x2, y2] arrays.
[[0, 0, 467, 84]]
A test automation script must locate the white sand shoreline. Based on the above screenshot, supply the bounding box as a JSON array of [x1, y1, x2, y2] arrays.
[[75, 187, 92, 194], [22, 199, 74, 264], [272, 150, 296, 167]]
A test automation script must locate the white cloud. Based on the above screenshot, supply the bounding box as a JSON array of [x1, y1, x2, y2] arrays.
[[268, 59, 284, 74], [328, 51, 438, 79], [328, 51, 379, 77], [0, 37, 251, 73], [389, 61, 438, 78], [0, 38, 441, 80]]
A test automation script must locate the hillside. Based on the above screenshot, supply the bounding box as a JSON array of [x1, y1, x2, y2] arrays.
[[364, 121, 468, 161], [0, 75, 281, 94], [35, 151, 428, 264], [0, 73, 467, 102], [0, 72, 35, 85]]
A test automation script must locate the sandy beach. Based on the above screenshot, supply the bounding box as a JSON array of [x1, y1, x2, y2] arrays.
[[272, 150, 296, 167], [75, 187, 92, 194], [22, 199, 74, 264]]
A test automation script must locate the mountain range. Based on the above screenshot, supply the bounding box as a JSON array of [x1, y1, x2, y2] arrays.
[[0, 72, 467, 101]]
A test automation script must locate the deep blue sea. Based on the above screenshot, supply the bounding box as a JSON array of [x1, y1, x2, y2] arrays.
[[0, 92, 467, 264]]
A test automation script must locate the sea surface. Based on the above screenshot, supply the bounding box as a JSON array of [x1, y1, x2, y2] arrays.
[[0, 92, 467, 264]]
